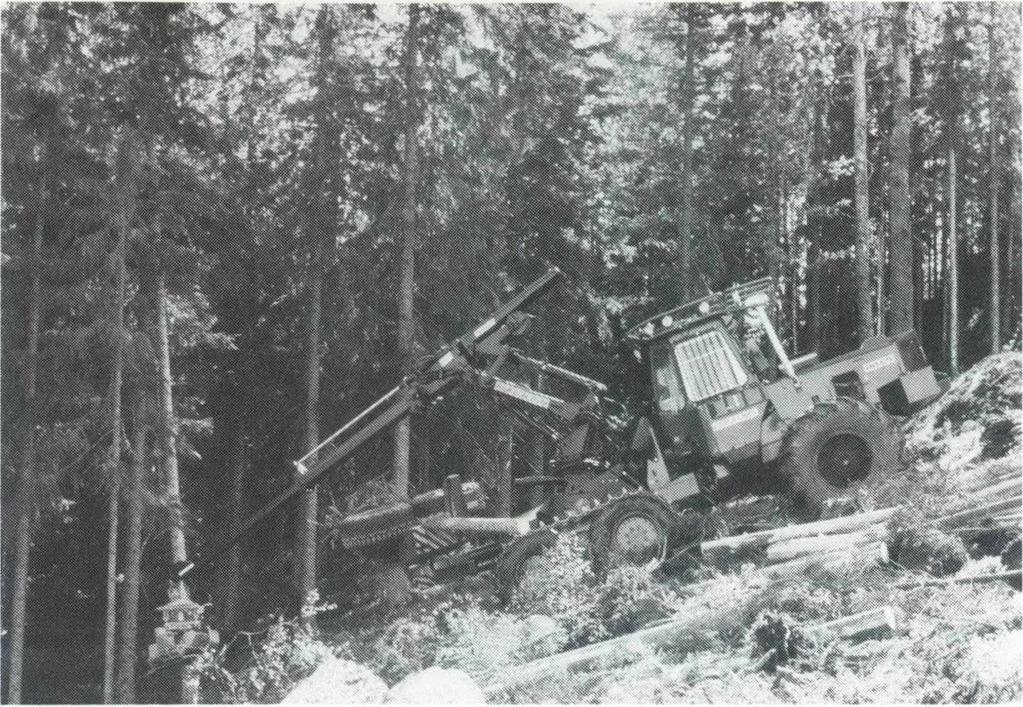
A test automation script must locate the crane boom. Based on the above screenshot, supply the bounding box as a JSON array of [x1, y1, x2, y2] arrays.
[[184, 268, 565, 574]]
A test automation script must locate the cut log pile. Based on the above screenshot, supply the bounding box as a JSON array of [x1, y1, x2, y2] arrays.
[[702, 473, 1020, 572], [700, 506, 899, 568], [487, 481, 1019, 697]]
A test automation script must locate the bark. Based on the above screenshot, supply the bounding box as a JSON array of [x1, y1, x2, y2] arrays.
[[496, 410, 514, 517], [487, 577, 779, 694], [947, 145, 959, 374], [1008, 126, 1021, 334], [765, 528, 882, 564], [297, 235, 324, 616], [115, 392, 149, 703], [103, 137, 133, 703], [853, 2, 873, 344], [678, 4, 696, 301], [699, 506, 899, 561], [989, 8, 1001, 352], [807, 80, 824, 352], [155, 268, 198, 701], [802, 606, 898, 641], [894, 570, 1021, 590], [766, 59, 783, 327], [935, 495, 1022, 529], [220, 414, 246, 631], [219, 7, 266, 629], [102, 483, 120, 705], [393, 3, 420, 503], [761, 540, 889, 580], [294, 4, 345, 616], [889, 2, 913, 335], [527, 425, 547, 509], [418, 515, 530, 537], [156, 272, 187, 567], [6, 176, 47, 705]]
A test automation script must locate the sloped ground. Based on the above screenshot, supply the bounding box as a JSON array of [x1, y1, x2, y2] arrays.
[[201, 354, 1022, 704]]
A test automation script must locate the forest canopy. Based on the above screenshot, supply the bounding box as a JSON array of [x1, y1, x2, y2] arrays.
[[1, 2, 1020, 703]]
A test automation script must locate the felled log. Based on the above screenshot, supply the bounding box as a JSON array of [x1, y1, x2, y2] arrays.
[[485, 577, 779, 696], [761, 540, 889, 581], [935, 496, 1022, 530], [893, 569, 1022, 590], [803, 606, 898, 641], [679, 540, 889, 597], [701, 507, 899, 564], [418, 514, 530, 537], [966, 477, 1022, 502], [765, 528, 884, 565], [488, 543, 893, 695]]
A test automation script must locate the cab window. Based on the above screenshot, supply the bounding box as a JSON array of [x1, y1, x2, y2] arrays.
[[674, 329, 749, 401], [650, 342, 686, 412]]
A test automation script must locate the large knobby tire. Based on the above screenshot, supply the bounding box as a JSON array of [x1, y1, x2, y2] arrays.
[[588, 493, 685, 579], [494, 528, 558, 603], [779, 397, 903, 517]]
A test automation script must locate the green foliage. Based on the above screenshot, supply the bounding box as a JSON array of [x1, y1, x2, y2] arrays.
[[509, 533, 608, 646], [196, 617, 334, 704], [509, 533, 679, 647], [364, 614, 441, 685]]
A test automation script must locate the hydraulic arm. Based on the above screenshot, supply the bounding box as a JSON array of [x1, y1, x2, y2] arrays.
[[190, 268, 572, 572]]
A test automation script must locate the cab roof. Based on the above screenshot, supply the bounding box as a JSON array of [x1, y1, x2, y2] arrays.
[[626, 277, 772, 345]]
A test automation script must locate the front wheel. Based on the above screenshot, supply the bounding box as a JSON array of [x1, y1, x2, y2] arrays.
[[588, 493, 685, 579], [778, 397, 903, 517]]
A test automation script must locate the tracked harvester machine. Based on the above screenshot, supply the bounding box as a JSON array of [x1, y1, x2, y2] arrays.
[[205, 268, 943, 602]]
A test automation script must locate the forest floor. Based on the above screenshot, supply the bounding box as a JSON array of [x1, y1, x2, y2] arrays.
[[207, 353, 1022, 704]]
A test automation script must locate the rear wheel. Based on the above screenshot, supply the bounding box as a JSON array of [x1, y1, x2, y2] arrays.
[[588, 493, 684, 578], [494, 528, 558, 603], [779, 397, 902, 517]]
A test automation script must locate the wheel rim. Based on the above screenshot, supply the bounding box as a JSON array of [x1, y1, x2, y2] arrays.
[[817, 433, 873, 488], [610, 514, 666, 567]]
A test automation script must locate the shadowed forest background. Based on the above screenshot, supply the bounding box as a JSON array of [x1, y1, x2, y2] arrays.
[[1, 2, 1021, 703]]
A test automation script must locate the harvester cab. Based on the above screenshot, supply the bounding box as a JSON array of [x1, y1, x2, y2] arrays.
[[627, 278, 943, 515]]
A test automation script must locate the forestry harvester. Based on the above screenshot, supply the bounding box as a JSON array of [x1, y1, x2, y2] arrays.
[[202, 268, 943, 602]]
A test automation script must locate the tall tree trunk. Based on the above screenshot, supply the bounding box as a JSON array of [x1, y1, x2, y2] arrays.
[[889, 2, 913, 335], [988, 8, 1001, 353], [393, 3, 420, 502], [6, 175, 47, 705], [496, 410, 514, 517], [297, 236, 324, 617], [220, 6, 266, 628], [220, 412, 246, 631], [677, 3, 695, 302], [156, 272, 188, 568], [115, 392, 149, 703], [853, 2, 873, 344], [947, 146, 959, 374], [766, 62, 784, 328], [295, 4, 344, 617], [103, 137, 133, 702], [1007, 123, 1020, 337], [155, 268, 198, 701], [102, 484, 120, 705]]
